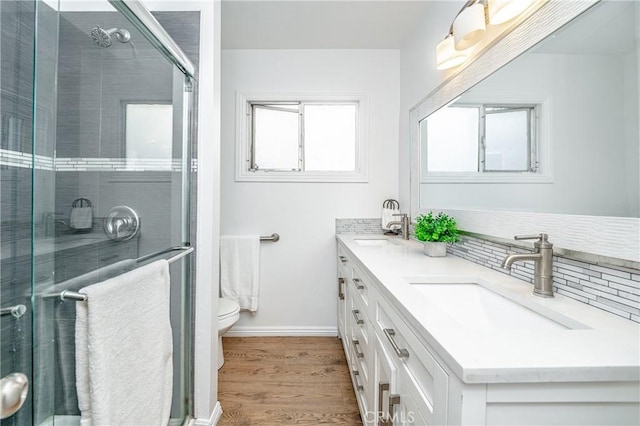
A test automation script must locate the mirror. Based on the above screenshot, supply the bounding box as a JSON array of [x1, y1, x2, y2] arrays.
[[417, 0, 639, 218]]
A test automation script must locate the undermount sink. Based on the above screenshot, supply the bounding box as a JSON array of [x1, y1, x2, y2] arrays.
[[406, 279, 589, 331], [354, 239, 389, 246]]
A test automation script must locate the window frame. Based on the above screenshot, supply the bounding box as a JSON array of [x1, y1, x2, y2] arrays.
[[420, 99, 551, 184], [235, 92, 368, 182]]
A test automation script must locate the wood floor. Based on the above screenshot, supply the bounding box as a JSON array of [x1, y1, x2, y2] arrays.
[[218, 337, 362, 425]]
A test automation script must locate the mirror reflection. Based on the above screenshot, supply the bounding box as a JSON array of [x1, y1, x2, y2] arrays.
[[419, 1, 639, 218]]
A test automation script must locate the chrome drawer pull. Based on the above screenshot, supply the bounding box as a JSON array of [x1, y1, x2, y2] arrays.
[[378, 382, 390, 426], [339, 255, 347, 264], [383, 328, 409, 359], [352, 309, 364, 325], [389, 394, 401, 423], [353, 278, 365, 290], [352, 370, 364, 391], [338, 277, 345, 300], [352, 339, 365, 358]]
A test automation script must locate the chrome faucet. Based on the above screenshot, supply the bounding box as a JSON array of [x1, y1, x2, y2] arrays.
[[501, 234, 554, 297], [386, 213, 410, 240]]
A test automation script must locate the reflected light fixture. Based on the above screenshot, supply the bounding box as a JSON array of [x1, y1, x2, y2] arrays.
[[435, 0, 538, 71]]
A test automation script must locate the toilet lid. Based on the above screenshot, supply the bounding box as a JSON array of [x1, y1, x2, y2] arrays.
[[219, 298, 240, 318]]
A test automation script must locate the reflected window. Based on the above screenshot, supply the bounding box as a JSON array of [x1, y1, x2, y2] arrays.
[[423, 103, 538, 174], [250, 102, 357, 172], [125, 103, 173, 159]]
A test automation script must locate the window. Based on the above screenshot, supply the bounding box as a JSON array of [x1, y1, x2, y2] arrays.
[[419, 104, 541, 181], [125, 103, 173, 159], [423, 104, 538, 176], [236, 93, 367, 182]]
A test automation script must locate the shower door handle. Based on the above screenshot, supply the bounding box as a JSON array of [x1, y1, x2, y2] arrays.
[[0, 373, 29, 419]]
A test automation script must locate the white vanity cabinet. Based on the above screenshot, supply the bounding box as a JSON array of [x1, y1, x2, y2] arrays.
[[338, 245, 449, 425], [336, 236, 640, 426]]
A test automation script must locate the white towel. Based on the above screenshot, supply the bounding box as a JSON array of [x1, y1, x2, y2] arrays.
[[76, 260, 173, 426], [382, 207, 401, 231], [220, 235, 260, 312], [70, 207, 93, 230]]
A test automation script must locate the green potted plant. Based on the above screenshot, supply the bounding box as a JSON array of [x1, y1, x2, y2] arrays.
[[413, 211, 460, 257]]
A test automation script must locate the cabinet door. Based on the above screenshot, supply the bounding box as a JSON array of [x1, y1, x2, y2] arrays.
[[373, 334, 398, 426]]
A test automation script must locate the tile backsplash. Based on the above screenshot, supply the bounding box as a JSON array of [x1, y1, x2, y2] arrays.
[[336, 218, 640, 323], [336, 218, 384, 234], [449, 235, 640, 323]]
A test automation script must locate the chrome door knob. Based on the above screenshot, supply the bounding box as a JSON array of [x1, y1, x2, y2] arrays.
[[0, 373, 29, 419]]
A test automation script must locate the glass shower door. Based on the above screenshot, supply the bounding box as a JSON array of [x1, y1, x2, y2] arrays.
[[1, 0, 47, 424], [29, 0, 196, 424]]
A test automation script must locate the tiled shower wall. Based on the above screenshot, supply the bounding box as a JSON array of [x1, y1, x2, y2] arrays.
[[336, 218, 640, 323]]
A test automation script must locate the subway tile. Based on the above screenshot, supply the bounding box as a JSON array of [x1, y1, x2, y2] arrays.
[[557, 288, 590, 304], [602, 274, 640, 289], [594, 296, 640, 315], [608, 282, 640, 296], [589, 265, 632, 279], [588, 300, 632, 319]]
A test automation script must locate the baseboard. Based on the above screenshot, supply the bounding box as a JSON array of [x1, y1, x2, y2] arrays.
[[226, 326, 338, 337], [194, 403, 222, 426]]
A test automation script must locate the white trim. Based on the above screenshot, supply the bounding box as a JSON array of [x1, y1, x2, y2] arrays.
[[193, 402, 222, 426], [226, 326, 338, 337], [234, 92, 369, 183]]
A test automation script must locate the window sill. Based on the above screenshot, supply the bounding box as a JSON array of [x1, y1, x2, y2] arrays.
[[235, 170, 368, 183], [421, 172, 552, 184]]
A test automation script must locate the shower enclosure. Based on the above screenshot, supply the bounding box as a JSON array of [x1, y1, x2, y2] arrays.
[[1, 0, 198, 424]]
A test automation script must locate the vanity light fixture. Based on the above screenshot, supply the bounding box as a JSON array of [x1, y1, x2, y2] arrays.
[[436, 34, 470, 70], [435, 0, 539, 71], [453, 1, 486, 50], [488, 0, 536, 25]]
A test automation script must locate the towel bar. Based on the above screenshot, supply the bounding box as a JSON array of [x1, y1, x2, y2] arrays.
[[51, 246, 195, 302], [260, 233, 280, 242]]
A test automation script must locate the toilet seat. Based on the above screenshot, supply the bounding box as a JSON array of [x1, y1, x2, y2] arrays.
[[218, 298, 240, 320]]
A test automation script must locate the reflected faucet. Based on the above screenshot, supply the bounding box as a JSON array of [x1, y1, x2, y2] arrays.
[[386, 213, 410, 240], [501, 234, 554, 298]]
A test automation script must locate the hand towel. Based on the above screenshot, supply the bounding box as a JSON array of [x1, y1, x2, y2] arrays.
[[382, 207, 401, 231], [220, 235, 260, 312], [76, 260, 173, 426], [70, 207, 93, 230]]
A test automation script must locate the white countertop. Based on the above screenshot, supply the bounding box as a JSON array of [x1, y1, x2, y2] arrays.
[[337, 234, 640, 384]]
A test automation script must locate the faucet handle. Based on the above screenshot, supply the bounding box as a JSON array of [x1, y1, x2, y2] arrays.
[[392, 213, 408, 218], [514, 233, 548, 242]]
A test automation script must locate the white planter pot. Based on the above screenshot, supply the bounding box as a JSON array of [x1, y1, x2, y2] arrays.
[[423, 241, 447, 257]]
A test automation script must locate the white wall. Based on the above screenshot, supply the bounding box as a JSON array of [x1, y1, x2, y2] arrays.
[[398, 1, 465, 211], [221, 49, 399, 333]]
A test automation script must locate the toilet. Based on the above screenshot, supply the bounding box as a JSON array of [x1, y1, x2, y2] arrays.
[[217, 297, 240, 369]]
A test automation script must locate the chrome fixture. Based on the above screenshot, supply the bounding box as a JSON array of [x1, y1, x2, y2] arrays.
[[501, 233, 554, 297], [50, 246, 194, 302], [103, 205, 140, 241], [0, 373, 29, 419], [386, 213, 410, 240], [260, 233, 280, 242], [90, 26, 131, 48], [436, 0, 541, 70], [0, 304, 26, 319]]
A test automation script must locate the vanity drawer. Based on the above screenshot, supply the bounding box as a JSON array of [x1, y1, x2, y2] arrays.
[[337, 247, 351, 277], [376, 300, 448, 425], [350, 262, 370, 308]]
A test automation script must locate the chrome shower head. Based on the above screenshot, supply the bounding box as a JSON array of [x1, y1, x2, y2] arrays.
[[90, 26, 131, 48]]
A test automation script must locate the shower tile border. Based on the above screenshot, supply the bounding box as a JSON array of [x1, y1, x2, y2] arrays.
[[0, 149, 198, 172]]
